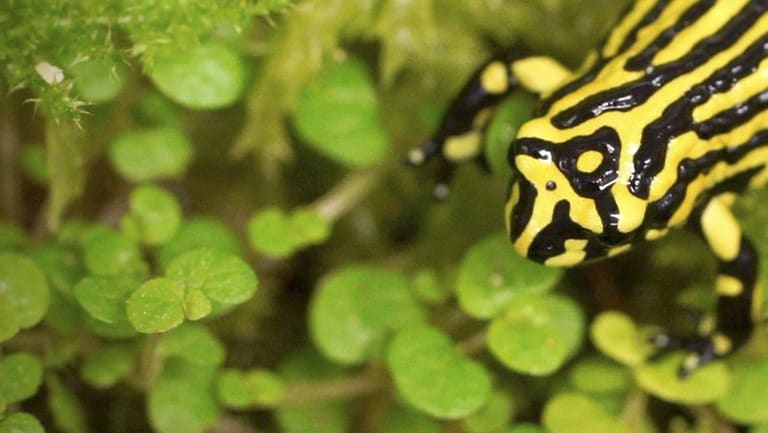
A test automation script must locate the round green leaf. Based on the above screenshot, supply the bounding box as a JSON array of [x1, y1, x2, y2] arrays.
[[109, 127, 193, 183], [125, 185, 182, 246], [159, 323, 225, 367], [464, 390, 515, 433], [310, 266, 425, 365], [150, 43, 244, 109], [485, 94, 535, 177], [0, 253, 50, 328], [71, 58, 126, 103], [217, 368, 285, 409], [183, 290, 212, 321], [126, 278, 185, 333], [543, 393, 629, 433], [0, 413, 45, 433], [0, 299, 20, 343], [0, 353, 43, 403], [569, 357, 630, 395], [44, 290, 82, 335], [457, 233, 562, 319], [294, 59, 388, 167], [28, 244, 82, 293], [82, 228, 148, 277], [73, 276, 139, 324], [80, 344, 135, 389], [590, 311, 650, 367], [635, 354, 730, 404], [290, 208, 332, 246], [387, 326, 492, 419], [166, 248, 257, 305], [148, 359, 219, 433], [247, 208, 297, 258], [488, 294, 584, 376], [410, 269, 449, 305], [156, 217, 242, 269], [717, 359, 768, 423]]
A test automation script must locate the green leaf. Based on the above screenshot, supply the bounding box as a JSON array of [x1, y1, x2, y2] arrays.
[[387, 326, 491, 419], [0, 413, 45, 433], [183, 290, 212, 321], [464, 390, 515, 433], [70, 59, 126, 104], [28, 244, 83, 293], [247, 207, 297, 258], [44, 290, 82, 335], [590, 311, 650, 367], [108, 127, 193, 183], [0, 300, 20, 343], [457, 232, 562, 319], [124, 185, 182, 246], [0, 353, 43, 403], [635, 354, 730, 404], [80, 344, 135, 389], [310, 266, 425, 365], [149, 43, 244, 109], [73, 276, 139, 324], [156, 217, 242, 269], [148, 359, 219, 433], [294, 59, 388, 167], [488, 294, 584, 376], [82, 228, 148, 277], [290, 208, 332, 247], [717, 359, 768, 423], [46, 374, 86, 433], [0, 253, 50, 329], [485, 94, 536, 177], [126, 278, 185, 333], [543, 393, 629, 433], [216, 368, 285, 409], [165, 248, 258, 305], [410, 269, 450, 305], [276, 350, 348, 433], [382, 406, 440, 433], [158, 323, 225, 367], [568, 356, 630, 395]]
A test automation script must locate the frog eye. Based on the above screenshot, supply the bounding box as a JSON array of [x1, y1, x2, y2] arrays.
[[576, 150, 604, 173]]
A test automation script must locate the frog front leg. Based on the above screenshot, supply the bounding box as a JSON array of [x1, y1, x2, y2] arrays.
[[653, 197, 762, 377], [409, 51, 571, 198]]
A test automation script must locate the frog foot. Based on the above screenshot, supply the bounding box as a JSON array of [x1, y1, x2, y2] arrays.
[[650, 333, 721, 379]]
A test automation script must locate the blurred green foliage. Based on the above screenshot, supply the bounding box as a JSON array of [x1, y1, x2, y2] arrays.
[[4, 0, 768, 433]]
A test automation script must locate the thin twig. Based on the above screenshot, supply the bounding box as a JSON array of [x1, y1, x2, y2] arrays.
[[311, 168, 382, 222], [281, 369, 388, 407], [0, 99, 21, 221]]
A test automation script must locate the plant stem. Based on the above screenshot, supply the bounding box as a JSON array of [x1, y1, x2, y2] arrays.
[[281, 369, 387, 407], [311, 168, 382, 222], [0, 100, 20, 221], [458, 329, 487, 356]]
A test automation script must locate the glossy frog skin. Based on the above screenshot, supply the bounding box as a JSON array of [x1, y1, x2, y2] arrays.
[[411, 0, 768, 376]]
